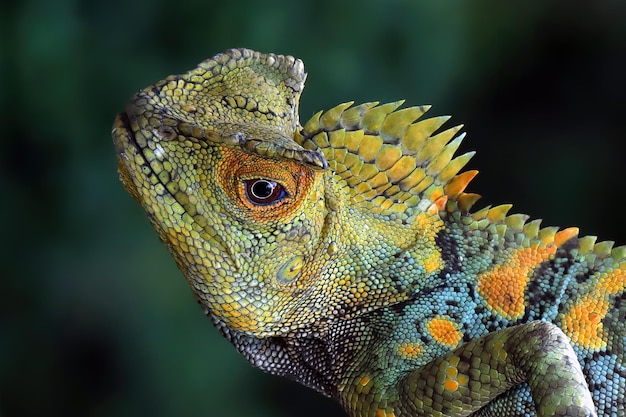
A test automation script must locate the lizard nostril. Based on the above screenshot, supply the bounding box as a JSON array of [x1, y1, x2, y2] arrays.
[[154, 125, 177, 141]]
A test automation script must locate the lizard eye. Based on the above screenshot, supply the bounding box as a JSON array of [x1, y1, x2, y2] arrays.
[[244, 179, 288, 205]]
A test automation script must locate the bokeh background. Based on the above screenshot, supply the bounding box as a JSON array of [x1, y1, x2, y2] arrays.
[[2, 1, 626, 416]]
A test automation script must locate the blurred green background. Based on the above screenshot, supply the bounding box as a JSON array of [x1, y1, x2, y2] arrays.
[[2, 1, 625, 416]]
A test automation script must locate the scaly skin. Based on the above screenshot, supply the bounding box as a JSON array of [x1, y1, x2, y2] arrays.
[[112, 48, 625, 417]]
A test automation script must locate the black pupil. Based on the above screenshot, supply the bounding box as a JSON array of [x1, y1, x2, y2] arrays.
[[251, 180, 275, 199], [244, 179, 286, 205]]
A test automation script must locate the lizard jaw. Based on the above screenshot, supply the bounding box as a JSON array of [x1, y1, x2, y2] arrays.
[[112, 112, 144, 205]]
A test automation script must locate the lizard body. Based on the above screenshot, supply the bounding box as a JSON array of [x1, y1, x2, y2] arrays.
[[112, 48, 625, 416]]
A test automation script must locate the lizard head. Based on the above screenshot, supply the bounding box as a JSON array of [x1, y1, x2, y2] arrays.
[[113, 49, 477, 337]]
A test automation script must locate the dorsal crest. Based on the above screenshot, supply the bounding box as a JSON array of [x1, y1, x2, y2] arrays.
[[294, 101, 626, 262], [294, 101, 475, 219]]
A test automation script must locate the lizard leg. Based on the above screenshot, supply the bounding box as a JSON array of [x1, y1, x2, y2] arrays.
[[396, 321, 596, 417]]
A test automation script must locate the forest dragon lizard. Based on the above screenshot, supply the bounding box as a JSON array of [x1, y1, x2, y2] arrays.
[[112, 48, 625, 416]]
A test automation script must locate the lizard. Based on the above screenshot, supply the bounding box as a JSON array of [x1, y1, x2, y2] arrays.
[[112, 48, 626, 417]]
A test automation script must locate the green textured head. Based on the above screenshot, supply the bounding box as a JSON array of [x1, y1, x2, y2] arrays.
[[113, 49, 472, 337]]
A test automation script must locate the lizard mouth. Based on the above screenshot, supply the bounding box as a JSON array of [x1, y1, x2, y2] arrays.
[[112, 112, 132, 151], [112, 111, 177, 213], [112, 112, 141, 191], [112, 112, 140, 167], [111, 112, 155, 202], [112, 111, 182, 201]]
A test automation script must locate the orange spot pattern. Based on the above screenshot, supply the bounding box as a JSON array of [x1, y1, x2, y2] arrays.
[[477, 244, 556, 320], [408, 212, 445, 275], [441, 356, 468, 393], [561, 268, 626, 350], [444, 379, 459, 391], [396, 342, 423, 359], [425, 316, 463, 348], [422, 249, 444, 275]]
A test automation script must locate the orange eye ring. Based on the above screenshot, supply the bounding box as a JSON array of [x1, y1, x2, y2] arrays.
[[216, 150, 319, 222], [244, 179, 288, 205]]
